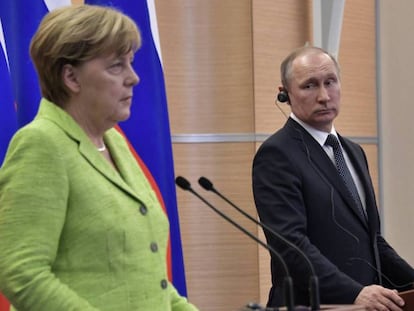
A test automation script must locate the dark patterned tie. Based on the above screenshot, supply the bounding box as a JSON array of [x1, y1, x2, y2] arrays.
[[325, 134, 367, 222]]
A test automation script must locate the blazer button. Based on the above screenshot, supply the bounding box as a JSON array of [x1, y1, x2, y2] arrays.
[[139, 205, 148, 215], [150, 242, 158, 252], [160, 279, 168, 289]]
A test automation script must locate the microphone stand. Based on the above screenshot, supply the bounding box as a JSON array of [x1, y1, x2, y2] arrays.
[[198, 176, 320, 311], [175, 176, 295, 311]]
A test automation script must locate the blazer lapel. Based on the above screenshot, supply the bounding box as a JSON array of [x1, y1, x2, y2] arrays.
[[104, 130, 158, 204], [37, 99, 142, 202], [77, 138, 141, 201]]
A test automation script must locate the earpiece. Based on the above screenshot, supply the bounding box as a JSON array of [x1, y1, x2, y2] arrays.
[[277, 90, 289, 103]]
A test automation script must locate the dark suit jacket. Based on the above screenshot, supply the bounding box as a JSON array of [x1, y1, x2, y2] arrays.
[[252, 118, 414, 307]]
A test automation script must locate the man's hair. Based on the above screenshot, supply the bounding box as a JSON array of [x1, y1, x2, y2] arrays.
[[280, 46, 340, 89], [30, 4, 141, 106]]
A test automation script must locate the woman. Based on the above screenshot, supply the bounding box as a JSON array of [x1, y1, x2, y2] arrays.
[[0, 4, 198, 311]]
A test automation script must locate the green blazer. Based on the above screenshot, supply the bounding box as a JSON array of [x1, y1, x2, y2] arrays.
[[0, 99, 198, 311]]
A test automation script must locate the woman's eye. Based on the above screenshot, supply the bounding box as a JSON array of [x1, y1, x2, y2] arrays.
[[108, 62, 123, 74]]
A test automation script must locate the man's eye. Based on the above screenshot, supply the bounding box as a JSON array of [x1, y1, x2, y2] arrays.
[[325, 79, 337, 86]]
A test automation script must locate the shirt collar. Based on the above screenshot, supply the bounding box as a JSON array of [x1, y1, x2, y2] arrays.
[[290, 112, 337, 147]]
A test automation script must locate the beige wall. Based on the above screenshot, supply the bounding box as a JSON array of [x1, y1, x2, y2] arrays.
[[156, 2, 258, 310], [154, 1, 398, 310], [378, 1, 414, 264]]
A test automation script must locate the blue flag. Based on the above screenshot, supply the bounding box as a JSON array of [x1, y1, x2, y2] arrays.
[[0, 25, 17, 165], [0, 1, 48, 128]]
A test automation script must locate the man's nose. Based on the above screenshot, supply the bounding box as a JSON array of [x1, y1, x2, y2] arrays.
[[317, 86, 330, 102]]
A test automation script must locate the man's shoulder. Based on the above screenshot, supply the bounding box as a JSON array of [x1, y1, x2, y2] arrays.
[[262, 119, 303, 144]]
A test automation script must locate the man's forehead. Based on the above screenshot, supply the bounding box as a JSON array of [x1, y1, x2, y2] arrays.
[[293, 51, 333, 67], [291, 53, 338, 80]]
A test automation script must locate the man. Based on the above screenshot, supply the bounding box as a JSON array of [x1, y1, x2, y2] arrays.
[[252, 46, 414, 310]]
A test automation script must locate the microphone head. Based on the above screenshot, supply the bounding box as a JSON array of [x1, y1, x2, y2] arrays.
[[198, 176, 214, 191], [175, 176, 192, 190]]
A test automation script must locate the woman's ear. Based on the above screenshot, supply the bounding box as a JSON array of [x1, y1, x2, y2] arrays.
[[62, 64, 80, 93]]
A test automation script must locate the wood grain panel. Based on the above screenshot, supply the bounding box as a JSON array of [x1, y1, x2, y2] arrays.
[[155, 0, 254, 134], [252, 0, 313, 134], [335, 0, 377, 137], [173, 142, 259, 311]]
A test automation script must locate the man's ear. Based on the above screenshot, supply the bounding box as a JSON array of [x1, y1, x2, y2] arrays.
[[62, 64, 80, 93]]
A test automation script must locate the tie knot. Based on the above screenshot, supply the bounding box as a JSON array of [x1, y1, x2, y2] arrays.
[[325, 134, 340, 149]]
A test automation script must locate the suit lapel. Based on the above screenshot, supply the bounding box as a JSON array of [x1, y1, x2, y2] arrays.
[[287, 119, 369, 229], [339, 136, 378, 233]]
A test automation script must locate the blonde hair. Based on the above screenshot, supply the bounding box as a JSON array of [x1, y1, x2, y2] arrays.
[[30, 4, 141, 105]]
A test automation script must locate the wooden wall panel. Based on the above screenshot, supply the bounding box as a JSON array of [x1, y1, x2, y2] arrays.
[[252, 0, 313, 134], [156, 1, 258, 310], [173, 143, 258, 311], [336, 0, 377, 137], [155, 0, 254, 134]]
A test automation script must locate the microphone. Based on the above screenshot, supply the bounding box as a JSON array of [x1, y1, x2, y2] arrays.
[[175, 176, 294, 311], [198, 176, 320, 311]]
